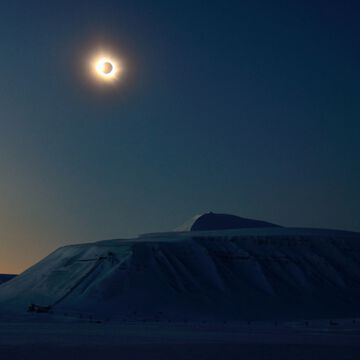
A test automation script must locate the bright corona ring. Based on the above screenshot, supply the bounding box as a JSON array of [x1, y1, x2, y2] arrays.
[[92, 55, 121, 82]]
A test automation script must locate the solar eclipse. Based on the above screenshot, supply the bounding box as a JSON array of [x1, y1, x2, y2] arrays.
[[91, 55, 122, 82]]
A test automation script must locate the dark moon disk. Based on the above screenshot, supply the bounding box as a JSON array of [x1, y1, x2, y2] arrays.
[[102, 62, 113, 74]]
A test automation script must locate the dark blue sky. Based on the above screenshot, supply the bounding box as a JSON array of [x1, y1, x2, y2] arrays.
[[0, 0, 359, 272]]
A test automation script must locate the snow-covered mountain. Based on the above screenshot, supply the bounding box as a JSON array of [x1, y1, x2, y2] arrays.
[[1, 213, 360, 321]]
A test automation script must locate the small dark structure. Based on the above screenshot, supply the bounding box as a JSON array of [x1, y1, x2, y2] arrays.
[[28, 303, 51, 313]]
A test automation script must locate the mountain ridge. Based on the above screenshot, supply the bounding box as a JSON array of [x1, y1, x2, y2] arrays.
[[1, 219, 359, 321], [175, 212, 281, 232]]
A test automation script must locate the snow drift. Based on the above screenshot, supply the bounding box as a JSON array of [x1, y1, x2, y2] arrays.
[[1, 213, 360, 321]]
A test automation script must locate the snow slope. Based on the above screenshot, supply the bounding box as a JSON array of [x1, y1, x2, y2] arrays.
[[1, 226, 360, 321]]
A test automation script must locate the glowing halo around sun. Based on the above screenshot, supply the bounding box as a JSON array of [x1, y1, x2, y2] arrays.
[[91, 54, 122, 82]]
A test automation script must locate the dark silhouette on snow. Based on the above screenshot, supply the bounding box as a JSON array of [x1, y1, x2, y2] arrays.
[[0, 274, 16, 285]]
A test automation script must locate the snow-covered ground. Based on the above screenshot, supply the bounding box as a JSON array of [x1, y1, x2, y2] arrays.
[[0, 318, 360, 359]]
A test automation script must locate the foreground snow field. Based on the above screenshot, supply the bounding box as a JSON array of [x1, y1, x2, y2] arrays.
[[0, 319, 360, 360]]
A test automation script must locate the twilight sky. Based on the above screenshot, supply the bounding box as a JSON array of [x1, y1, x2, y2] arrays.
[[0, 0, 359, 273]]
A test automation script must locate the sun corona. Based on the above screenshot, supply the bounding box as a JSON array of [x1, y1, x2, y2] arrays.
[[92, 55, 121, 82]]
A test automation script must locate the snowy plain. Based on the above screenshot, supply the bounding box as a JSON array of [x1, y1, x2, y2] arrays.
[[1, 317, 360, 359]]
